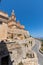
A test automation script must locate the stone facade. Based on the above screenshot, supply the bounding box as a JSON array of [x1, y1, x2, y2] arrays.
[[0, 10, 39, 65]]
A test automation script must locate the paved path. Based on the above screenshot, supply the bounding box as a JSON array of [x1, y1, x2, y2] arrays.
[[32, 40, 43, 65]]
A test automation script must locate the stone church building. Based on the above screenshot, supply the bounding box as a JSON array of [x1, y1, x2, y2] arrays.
[[0, 10, 39, 65]]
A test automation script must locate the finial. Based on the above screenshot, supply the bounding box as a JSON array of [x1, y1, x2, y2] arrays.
[[17, 20, 20, 24], [11, 10, 15, 16]]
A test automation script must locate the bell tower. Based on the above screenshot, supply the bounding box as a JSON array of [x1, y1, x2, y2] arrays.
[[8, 10, 16, 27], [11, 10, 16, 21]]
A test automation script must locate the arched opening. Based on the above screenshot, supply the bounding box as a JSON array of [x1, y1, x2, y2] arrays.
[[1, 55, 9, 65], [0, 40, 12, 65]]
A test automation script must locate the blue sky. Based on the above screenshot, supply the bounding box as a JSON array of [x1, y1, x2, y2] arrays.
[[0, 0, 43, 38]]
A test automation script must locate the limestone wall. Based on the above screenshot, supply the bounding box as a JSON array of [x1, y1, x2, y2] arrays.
[[0, 23, 8, 41], [22, 58, 38, 65], [0, 11, 8, 18], [0, 10, 39, 65]]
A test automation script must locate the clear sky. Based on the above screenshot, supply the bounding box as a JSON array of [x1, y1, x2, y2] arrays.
[[0, 0, 43, 38]]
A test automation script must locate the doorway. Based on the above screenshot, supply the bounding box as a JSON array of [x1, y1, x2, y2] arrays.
[[1, 55, 9, 65]]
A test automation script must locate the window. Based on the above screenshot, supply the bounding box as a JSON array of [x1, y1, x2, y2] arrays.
[[8, 33, 13, 39], [29, 41, 32, 46], [18, 34, 22, 36], [18, 61, 23, 65], [11, 33, 13, 39], [18, 34, 23, 40], [29, 41, 30, 43], [0, 21, 2, 24]]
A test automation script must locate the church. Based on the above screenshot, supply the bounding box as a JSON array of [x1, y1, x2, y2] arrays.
[[0, 10, 38, 65]]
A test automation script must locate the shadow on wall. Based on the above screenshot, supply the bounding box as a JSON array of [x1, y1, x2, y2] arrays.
[[0, 40, 12, 65]]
